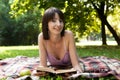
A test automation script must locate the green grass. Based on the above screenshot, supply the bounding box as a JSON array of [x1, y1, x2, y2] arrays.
[[0, 45, 120, 59], [0, 46, 39, 59], [0, 45, 120, 80], [77, 45, 120, 60]]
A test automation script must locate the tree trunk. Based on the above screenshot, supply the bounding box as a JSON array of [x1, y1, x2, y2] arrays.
[[104, 18, 120, 45], [101, 22, 107, 45], [92, 2, 120, 45], [100, 15, 120, 45]]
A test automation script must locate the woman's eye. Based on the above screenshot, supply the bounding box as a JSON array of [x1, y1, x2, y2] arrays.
[[59, 19, 63, 23]]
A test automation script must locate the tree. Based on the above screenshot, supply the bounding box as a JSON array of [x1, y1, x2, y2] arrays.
[[10, 10, 41, 45], [10, 0, 100, 40], [64, 0, 120, 45], [64, 1, 101, 41], [10, 0, 120, 45], [89, 0, 120, 45], [0, 0, 16, 45], [0, 0, 42, 45]]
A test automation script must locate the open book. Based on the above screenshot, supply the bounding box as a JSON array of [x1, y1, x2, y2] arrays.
[[36, 66, 76, 74]]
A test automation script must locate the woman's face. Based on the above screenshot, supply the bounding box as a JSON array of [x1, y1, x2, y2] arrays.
[[48, 13, 64, 35]]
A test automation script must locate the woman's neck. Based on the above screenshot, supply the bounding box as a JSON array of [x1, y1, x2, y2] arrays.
[[49, 34, 62, 43]]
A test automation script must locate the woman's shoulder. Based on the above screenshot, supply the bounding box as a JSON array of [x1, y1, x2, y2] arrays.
[[64, 30, 74, 37], [38, 33, 43, 39], [64, 30, 74, 42], [64, 30, 74, 46], [38, 33, 45, 42]]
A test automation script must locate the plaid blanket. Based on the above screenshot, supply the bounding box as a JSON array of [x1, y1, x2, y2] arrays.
[[73, 56, 120, 79], [0, 56, 120, 80], [0, 56, 39, 79]]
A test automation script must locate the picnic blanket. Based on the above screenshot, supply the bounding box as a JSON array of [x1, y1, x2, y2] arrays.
[[0, 56, 39, 80], [0, 56, 120, 80], [77, 56, 120, 79]]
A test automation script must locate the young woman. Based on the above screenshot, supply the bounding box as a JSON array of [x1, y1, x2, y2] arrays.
[[38, 7, 82, 73]]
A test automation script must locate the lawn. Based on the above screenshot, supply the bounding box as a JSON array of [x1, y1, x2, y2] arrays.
[[77, 45, 120, 60], [0, 46, 39, 59], [0, 45, 120, 80], [0, 45, 120, 59]]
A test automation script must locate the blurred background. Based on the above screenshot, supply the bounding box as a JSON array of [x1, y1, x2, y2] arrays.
[[0, 0, 120, 46]]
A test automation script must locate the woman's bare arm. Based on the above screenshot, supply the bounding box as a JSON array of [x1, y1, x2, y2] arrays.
[[67, 31, 83, 72], [38, 33, 47, 67]]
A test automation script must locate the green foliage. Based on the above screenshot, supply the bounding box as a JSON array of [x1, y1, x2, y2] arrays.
[[9, 0, 42, 45], [0, 0, 15, 45], [107, 6, 120, 37], [0, 0, 120, 45], [0, 0, 41, 45], [10, 0, 101, 40], [11, 10, 41, 45], [63, 0, 102, 41]]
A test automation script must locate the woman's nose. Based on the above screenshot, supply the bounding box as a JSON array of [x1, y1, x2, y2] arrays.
[[56, 20, 61, 26]]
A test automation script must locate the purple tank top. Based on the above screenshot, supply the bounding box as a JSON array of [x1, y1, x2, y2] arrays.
[[46, 37, 72, 68], [47, 51, 72, 68]]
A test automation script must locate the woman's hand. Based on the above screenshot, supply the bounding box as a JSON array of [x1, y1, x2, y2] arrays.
[[77, 69, 83, 74], [74, 65, 83, 73]]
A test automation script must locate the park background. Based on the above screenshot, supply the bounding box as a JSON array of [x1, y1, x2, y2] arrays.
[[0, 0, 120, 62], [0, 0, 120, 60], [0, 0, 120, 79], [0, 0, 120, 46], [0, 0, 120, 59]]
